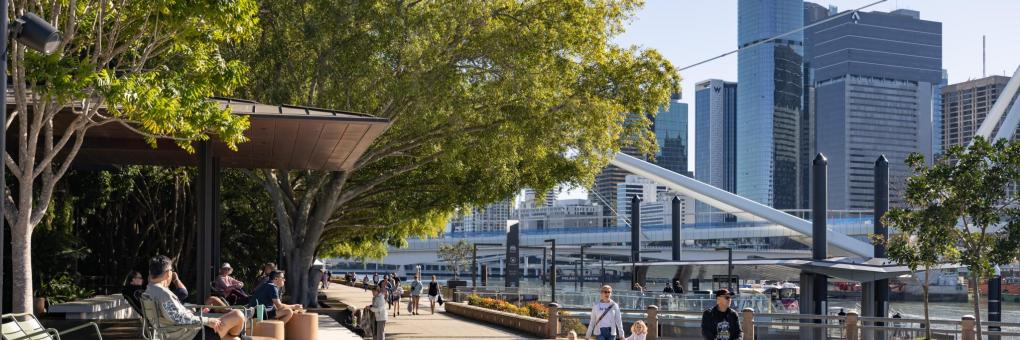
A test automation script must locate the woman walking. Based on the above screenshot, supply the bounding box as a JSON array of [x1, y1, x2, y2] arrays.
[[427, 275, 440, 314], [410, 274, 423, 315], [585, 285, 625, 340]]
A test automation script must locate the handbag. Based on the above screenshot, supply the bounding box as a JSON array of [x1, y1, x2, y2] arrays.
[[437, 294, 445, 305], [407, 300, 413, 313]]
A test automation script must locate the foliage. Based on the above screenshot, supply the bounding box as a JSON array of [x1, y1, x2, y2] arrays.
[[5, 0, 258, 312], [466, 294, 585, 335], [36, 274, 94, 305], [437, 240, 474, 280], [879, 156, 961, 340], [30, 167, 276, 297], [883, 136, 1020, 338], [227, 0, 679, 305]]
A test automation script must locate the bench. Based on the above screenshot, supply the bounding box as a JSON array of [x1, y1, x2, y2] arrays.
[[47, 294, 138, 320]]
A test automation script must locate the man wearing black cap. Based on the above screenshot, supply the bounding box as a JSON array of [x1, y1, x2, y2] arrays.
[[701, 289, 741, 340]]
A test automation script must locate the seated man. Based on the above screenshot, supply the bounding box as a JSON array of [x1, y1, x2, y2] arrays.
[[248, 270, 305, 324], [214, 263, 249, 305], [254, 262, 277, 289], [144, 255, 247, 340]]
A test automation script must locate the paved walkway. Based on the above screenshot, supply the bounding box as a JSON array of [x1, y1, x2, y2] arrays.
[[321, 284, 536, 339]]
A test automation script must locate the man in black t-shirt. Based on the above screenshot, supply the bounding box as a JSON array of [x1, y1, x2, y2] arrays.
[[701, 289, 741, 340]]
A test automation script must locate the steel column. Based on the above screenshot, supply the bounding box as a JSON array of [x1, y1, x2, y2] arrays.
[[195, 141, 220, 304], [874, 155, 890, 339], [671, 196, 682, 261], [630, 195, 641, 290]]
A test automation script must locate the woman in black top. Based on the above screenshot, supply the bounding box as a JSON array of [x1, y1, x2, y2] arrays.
[[427, 275, 440, 315], [121, 271, 145, 314]]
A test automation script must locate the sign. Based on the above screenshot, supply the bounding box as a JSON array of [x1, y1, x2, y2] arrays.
[[505, 224, 521, 287]]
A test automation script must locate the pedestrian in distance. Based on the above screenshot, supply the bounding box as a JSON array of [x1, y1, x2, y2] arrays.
[[584, 285, 625, 340], [701, 288, 741, 340], [410, 274, 424, 315], [427, 275, 440, 314], [370, 284, 388, 340]]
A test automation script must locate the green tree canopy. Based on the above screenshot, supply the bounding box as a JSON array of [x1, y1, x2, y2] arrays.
[[228, 0, 680, 303], [883, 136, 1020, 338], [5, 0, 257, 312]]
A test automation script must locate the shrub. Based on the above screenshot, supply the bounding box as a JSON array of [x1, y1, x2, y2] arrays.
[[560, 315, 587, 336], [524, 302, 549, 318]]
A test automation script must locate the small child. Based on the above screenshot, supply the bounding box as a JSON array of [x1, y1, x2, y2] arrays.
[[566, 330, 578, 340], [626, 320, 648, 340]]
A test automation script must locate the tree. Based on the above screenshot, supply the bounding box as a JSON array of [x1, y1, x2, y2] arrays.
[[879, 152, 961, 339], [228, 0, 680, 304], [437, 240, 474, 280], [4, 1, 257, 312], [885, 136, 1020, 338]]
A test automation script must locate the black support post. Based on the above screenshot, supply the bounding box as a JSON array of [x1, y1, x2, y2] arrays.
[[630, 195, 642, 290], [472, 244, 477, 289], [671, 196, 682, 261], [195, 141, 220, 304], [550, 240, 556, 302], [874, 155, 890, 337], [990, 271, 1002, 340]]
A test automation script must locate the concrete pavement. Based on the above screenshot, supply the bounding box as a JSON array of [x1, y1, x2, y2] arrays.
[[321, 284, 537, 339]]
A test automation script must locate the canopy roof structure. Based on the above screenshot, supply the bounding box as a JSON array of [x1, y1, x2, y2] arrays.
[[71, 97, 390, 171], [609, 258, 962, 283]]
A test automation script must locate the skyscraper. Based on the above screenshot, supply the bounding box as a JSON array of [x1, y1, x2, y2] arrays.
[[695, 79, 738, 223], [615, 175, 668, 227], [449, 199, 513, 233], [591, 95, 689, 226], [806, 6, 941, 209], [653, 93, 691, 177], [941, 75, 1015, 150], [932, 69, 949, 157], [737, 0, 804, 209]]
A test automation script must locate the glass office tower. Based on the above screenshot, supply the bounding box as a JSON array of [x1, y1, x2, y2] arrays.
[[652, 93, 690, 177], [736, 0, 804, 209]]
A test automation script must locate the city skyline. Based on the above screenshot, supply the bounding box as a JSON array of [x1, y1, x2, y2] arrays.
[[551, 0, 1020, 201]]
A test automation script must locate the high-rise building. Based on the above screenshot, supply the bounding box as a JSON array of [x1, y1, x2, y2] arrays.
[[615, 175, 668, 227], [592, 95, 689, 226], [737, 0, 804, 209], [806, 5, 941, 209], [640, 192, 696, 227], [695, 79, 738, 223], [941, 75, 1016, 150], [515, 199, 603, 230], [653, 93, 691, 177], [449, 199, 513, 233], [522, 187, 558, 209], [932, 69, 949, 157]]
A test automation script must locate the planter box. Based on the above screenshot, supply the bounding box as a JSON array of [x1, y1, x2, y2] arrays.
[[444, 302, 548, 338]]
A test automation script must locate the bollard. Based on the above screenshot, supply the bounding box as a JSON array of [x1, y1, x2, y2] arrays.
[[547, 302, 560, 339], [961, 315, 976, 340], [741, 308, 754, 340], [647, 305, 659, 340], [846, 310, 859, 340]]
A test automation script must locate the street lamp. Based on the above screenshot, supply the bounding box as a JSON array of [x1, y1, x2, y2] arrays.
[[715, 247, 733, 291], [1, 9, 61, 313], [544, 239, 556, 302], [472, 242, 501, 289]]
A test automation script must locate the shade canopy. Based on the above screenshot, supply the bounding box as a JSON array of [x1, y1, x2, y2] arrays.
[[68, 98, 390, 170]]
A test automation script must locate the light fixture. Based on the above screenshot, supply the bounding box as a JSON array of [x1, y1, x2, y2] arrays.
[[11, 12, 61, 54]]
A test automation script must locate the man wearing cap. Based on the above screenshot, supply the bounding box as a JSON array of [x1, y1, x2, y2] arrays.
[[214, 263, 248, 304], [701, 289, 741, 340]]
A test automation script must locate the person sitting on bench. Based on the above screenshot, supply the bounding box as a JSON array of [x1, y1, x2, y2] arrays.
[[144, 255, 247, 340], [214, 263, 249, 305], [248, 270, 305, 324]]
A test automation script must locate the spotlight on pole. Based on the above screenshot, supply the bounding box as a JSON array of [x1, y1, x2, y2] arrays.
[[11, 12, 62, 54]]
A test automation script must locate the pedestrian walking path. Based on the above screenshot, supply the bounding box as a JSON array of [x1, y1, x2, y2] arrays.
[[321, 284, 536, 339]]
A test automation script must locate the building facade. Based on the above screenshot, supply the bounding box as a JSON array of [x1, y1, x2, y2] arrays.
[[653, 93, 691, 177], [806, 6, 941, 209], [449, 199, 513, 233], [932, 69, 949, 157], [615, 175, 668, 227], [941, 75, 1015, 150], [695, 79, 738, 223], [640, 192, 696, 227], [736, 0, 804, 209], [515, 199, 603, 230]]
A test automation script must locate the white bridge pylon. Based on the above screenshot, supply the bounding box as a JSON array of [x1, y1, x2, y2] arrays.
[[609, 152, 874, 257]]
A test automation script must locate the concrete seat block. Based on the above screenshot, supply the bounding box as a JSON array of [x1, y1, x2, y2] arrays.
[[285, 312, 318, 340], [254, 319, 285, 340]]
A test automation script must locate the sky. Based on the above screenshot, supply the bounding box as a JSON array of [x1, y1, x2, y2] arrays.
[[547, 0, 1020, 201]]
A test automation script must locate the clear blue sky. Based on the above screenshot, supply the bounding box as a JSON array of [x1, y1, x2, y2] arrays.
[[554, 0, 1020, 201]]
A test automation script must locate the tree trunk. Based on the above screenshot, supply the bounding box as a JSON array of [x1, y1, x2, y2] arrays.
[[285, 249, 316, 307], [972, 271, 983, 339], [923, 267, 931, 340], [10, 222, 33, 313]]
